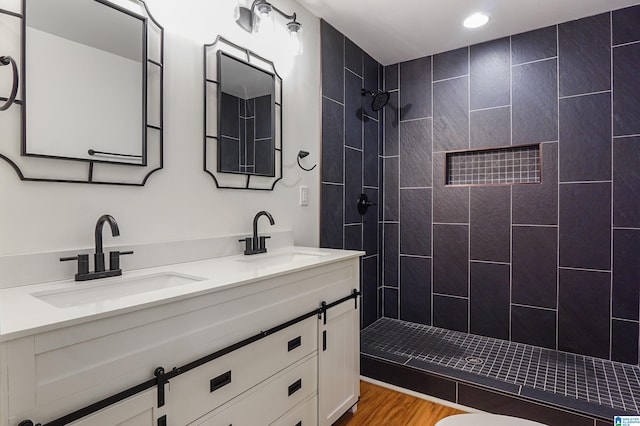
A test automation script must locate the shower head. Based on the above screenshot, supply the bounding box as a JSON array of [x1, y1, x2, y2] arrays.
[[361, 89, 390, 112]]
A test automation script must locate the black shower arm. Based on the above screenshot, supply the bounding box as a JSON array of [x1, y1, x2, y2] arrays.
[[0, 55, 18, 112]]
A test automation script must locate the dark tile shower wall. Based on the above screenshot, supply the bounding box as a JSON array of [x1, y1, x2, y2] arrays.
[[382, 5, 640, 364], [320, 20, 383, 329]]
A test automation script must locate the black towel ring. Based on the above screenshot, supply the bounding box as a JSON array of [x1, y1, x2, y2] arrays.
[[297, 150, 316, 172], [0, 55, 18, 111]]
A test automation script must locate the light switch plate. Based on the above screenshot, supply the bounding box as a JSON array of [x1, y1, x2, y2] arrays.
[[299, 186, 309, 206]]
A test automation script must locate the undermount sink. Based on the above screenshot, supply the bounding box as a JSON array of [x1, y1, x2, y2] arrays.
[[236, 250, 329, 268], [32, 272, 206, 308]]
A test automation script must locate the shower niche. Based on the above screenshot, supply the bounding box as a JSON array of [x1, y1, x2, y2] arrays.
[[203, 37, 282, 191]]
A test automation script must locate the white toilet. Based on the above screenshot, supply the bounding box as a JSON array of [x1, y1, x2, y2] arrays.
[[436, 413, 548, 426]]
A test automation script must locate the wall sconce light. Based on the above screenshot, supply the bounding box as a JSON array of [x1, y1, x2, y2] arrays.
[[236, 0, 303, 55]]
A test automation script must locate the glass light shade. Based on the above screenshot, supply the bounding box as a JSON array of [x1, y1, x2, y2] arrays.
[[256, 8, 275, 36], [288, 27, 303, 56]]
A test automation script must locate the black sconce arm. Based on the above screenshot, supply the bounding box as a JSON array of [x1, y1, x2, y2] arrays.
[[0, 55, 18, 111]]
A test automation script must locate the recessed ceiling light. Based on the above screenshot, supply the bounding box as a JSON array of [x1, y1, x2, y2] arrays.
[[463, 13, 490, 28]]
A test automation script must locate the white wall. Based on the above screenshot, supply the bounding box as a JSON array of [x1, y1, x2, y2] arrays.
[[0, 0, 321, 256]]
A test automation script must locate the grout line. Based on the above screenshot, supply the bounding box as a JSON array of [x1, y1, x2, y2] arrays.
[[511, 302, 557, 312], [400, 253, 432, 259], [433, 292, 469, 300], [345, 145, 363, 153], [558, 89, 612, 100], [609, 11, 615, 362], [612, 39, 640, 48], [512, 56, 558, 67], [555, 22, 560, 352], [431, 54, 435, 327], [342, 36, 346, 251], [469, 104, 511, 113], [467, 44, 471, 334], [322, 94, 344, 106], [345, 66, 362, 79], [321, 181, 344, 186], [400, 186, 433, 190], [509, 34, 514, 341], [470, 259, 510, 266], [559, 266, 611, 273], [399, 116, 431, 124], [613, 133, 640, 139], [512, 224, 559, 228], [558, 180, 613, 184], [433, 74, 468, 84]]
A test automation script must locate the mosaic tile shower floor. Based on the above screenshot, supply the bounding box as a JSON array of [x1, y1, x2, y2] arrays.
[[361, 318, 640, 417]]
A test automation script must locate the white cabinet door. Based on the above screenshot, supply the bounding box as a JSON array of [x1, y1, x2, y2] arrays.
[[317, 299, 360, 426], [69, 389, 157, 426]]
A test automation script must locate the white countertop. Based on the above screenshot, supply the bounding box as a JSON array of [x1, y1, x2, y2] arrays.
[[0, 247, 363, 342]]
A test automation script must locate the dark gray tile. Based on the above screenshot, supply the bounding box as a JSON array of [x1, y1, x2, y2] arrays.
[[513, 59, 558, 145], [385, 63, 398, 91], [219, 137, 239, 172], [433, 47, 468, 81], [320, 20, 344, 102], [360, 357, 457, 403], [345, 70, 363, 150], [383, 157, 398, 221], [344, 224, 362, 250], [470, 186, 510, 263], [433, 224, 469, 297], [613, 43, 640, 136], [362, 256, 378, 327], [470, 38, 510, 110], [344, 37, 362, 76], [511, 25, 558, 65], [220, 92, 240, 138], [400, 118, 432, 187], [470, 262, 510, 340], [344, 148, 362, 224], [384, 91, 399, 156], [458, 384, 594, 426], [399, 56, 432, 121], [559, 183, 611, 270], [512, 142, 558, 225], [400, 188, 431, 256], [511, 305, 557, 350], [612, 319, 639, 364], [363, 119, 378, 187], [433, 153, 469, 223], [254, 139, 273, 176], [254, 95, 271, 139], [321, 98, 344, 184], [363, 54, 381, 120], [558, 13, 611, 96], [384, 287, 398, 318], [400, 256, 431, 325], [613, 4, 640, 45], [613, 137, 640, 227], [470, 106, 510, 149], [613, 229, 640, 320], [512, 226, 558, 309], [559, 92, 612, 182], [384, 223, 399, 287], [433, 295, 468, 332], [433, 77, 469, 152], [558, 268, 611, 359], [320, 183, 343, 249], [363, 188, 378, 257]]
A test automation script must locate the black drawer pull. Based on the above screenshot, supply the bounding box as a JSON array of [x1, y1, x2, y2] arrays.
[[288, 379, 302, 396], [288, 336, 302, 351], [210, 370, 232, 393], [322, 330, 327, 351]]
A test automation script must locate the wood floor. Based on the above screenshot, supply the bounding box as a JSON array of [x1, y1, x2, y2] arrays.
[[334, 381, 467, 426]]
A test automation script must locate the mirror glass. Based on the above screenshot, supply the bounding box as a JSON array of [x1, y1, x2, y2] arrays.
[[24, 0, 146, 164], [218, 51, 275, 177]]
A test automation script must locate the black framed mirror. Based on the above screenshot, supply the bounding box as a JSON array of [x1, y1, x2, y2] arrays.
[[204, 36, 282, 191], [0, 0, 164, 185]]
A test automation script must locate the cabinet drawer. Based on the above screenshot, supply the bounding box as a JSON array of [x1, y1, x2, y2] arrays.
[[168, 316, 317, 425], [191, 354, 317, 426], [270, 393, 317, 426]]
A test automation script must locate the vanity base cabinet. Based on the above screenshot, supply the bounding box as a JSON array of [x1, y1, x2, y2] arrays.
[[318, 299, 360, 426], [0, 257, 361, 426]]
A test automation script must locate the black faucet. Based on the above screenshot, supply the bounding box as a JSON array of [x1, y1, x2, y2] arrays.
[[60, 215, 133, 281], [240, 210, 275, 255]]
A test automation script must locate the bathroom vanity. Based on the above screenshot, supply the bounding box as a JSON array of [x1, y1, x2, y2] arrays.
[[0, 247, 362, 426]]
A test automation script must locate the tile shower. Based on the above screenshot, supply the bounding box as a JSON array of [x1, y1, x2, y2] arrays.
[[321, 3, 640, 424]]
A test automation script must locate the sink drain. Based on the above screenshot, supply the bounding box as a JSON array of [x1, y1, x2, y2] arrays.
[[465, 356, 484, 365]]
